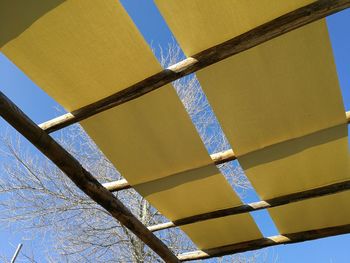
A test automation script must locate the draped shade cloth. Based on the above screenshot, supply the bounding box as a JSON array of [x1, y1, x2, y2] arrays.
[[156, 0, 350, 235], [0, 0, 262, 249]]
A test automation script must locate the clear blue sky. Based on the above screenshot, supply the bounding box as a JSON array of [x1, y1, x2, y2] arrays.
[[0, 1, 349, 262]]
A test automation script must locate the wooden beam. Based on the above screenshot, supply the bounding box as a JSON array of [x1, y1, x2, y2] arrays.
[[148, 179, 350, 232], [0, 92, 180, 263], [103, 178, 131, 191], [102, 149, 236, 191], [103, 112, 350, 193], [177, 224, 350, 261], [39, 0, 350, 133], [210, 149, 236, 165]]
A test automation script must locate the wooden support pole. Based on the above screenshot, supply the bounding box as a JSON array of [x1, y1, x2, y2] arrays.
[[0, 92, 179, 263], [148, 179, 350, 232], [39, 0, 350, 133], [177, 224, 350, 261]]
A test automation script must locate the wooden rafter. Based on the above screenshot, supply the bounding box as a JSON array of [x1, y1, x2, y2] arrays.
[[102, 149, 236, 192], [0, 92, 180, 263], [148, 178, 350, 232], [103, 111, 349, 193], [39, 0, 350, 133], [178, 224, 350, 261]]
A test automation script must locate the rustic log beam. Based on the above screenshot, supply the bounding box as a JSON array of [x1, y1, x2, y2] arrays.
[[177, 224, 350, 261], [103, 112, 350, 193], [210, 149, 236, 165], [148, 179, 350, 232], [39, 0, 350, 133], [102, 149, 236, 191], [0, 92, 180, 263], [148, 221, 176, 232]]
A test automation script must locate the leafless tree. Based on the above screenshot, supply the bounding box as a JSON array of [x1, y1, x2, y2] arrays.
[[0, 44, 258, 262]]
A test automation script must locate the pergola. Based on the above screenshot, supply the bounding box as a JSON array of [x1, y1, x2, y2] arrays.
[[1, 1, 350, 262]]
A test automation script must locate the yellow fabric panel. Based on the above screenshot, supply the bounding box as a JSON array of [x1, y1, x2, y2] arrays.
[[1, 0, 162, 111], [81, 86, 214, 185], [181, 214, 261, 249], [0, 0, 65, 48], [2, 0, 262, 248], [155, 0, 314, 56], [269, 191, 350, 234], [240, 125, 350, 199], [134, 164, 242, 220], [195, 21, 345, 156]]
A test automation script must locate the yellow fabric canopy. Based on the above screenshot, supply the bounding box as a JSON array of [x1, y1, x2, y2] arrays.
[[270, 191, 350, 234], [0, 0, 65, 48], [156, 0, 350, 235], [239, 124, 350, 199], [155, 0, 315, 56], [1, 0, 261, 249], [4, 0, 349, 248]]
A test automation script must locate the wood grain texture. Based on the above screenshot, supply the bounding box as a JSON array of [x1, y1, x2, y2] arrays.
[[39, 0, 350, 133], [0, 91, 179, 263], [178, 224, 350, 261]]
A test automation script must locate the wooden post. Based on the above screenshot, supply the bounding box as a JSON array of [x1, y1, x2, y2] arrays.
[[0, 92, 179, 263], [39, 0, 350, 133], [177, 224, 350, 261]]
